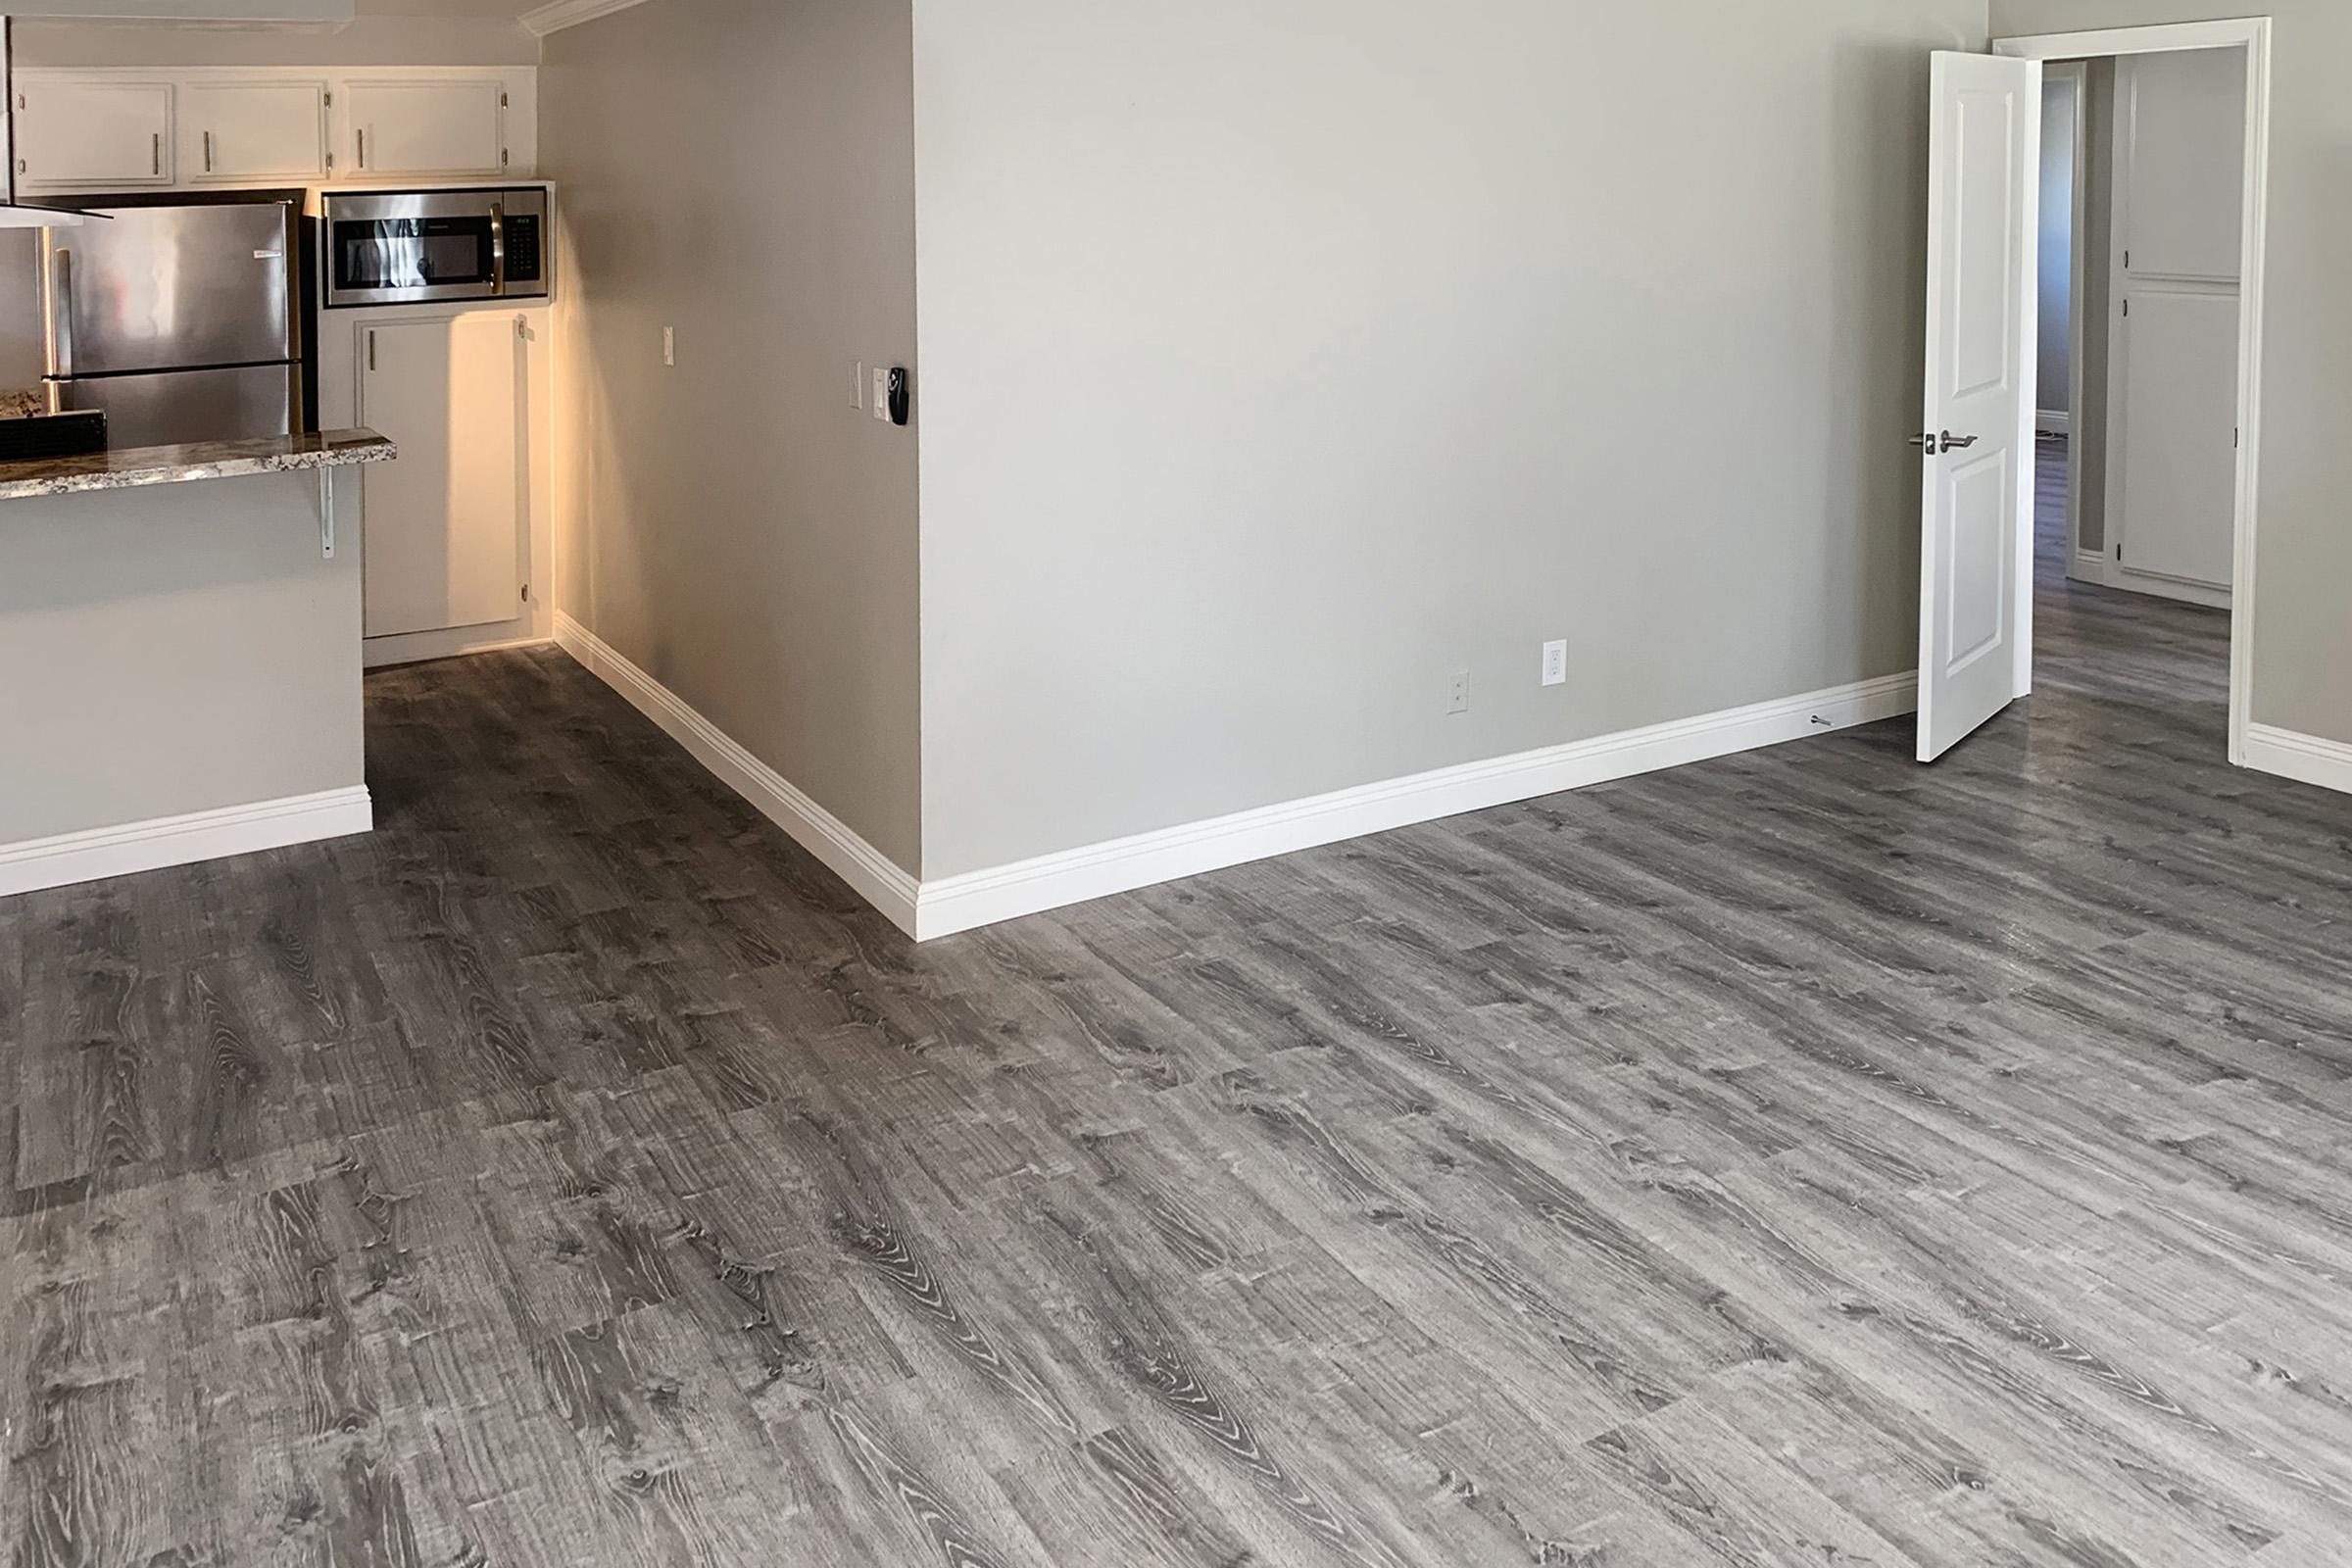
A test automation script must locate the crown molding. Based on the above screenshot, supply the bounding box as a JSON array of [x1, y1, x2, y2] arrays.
[[521, 0, 655, 38]]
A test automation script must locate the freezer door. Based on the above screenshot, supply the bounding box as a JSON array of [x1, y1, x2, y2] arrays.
[[46, 364, 300, 449], [40, 202, 296, 376]]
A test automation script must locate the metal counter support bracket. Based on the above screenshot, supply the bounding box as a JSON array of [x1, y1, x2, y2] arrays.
[[319, 467, 336, 560]]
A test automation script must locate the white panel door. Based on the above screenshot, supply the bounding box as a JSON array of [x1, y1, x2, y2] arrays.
[[183, 80, 328, 182], [2116, 290, 2238, 594], [17, 80, 173, 188], [360, 314, 526, 639], [1917, 52, 2041, 764], [346, 78, 505, 177]]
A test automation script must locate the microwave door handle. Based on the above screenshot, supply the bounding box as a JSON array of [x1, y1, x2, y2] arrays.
[[489, 201, 507, 298], [49, 248, 74, 379]]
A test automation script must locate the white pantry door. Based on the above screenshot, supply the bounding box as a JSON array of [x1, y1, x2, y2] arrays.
[[1917, 52, 2042, 763]]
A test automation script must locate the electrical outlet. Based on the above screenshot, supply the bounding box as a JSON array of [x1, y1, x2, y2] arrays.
[[1542, 640, 1569, 687], [662, 327, 675, 368], [852, 361, 865, 409], [1447, 671, 1472, 715]]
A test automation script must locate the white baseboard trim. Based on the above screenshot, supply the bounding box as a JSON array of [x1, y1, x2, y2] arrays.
[[914, 671, 1919, 940], [2036, 410, 2073, 435], [521, 0, 655, 35], [555, 612, 922, 935], [2243, 724, 2352, 797], [0, 786, 373, 901]]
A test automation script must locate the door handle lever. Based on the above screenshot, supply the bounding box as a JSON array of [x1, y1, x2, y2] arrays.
[[1940, 431, 1982, 450]]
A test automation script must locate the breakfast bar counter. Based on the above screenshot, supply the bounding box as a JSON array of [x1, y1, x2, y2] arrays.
[[0, 429, 396, 503], [0, 429, 399, 897]]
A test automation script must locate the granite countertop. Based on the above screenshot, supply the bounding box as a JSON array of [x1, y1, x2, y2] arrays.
[[0, 429, 397, 502]]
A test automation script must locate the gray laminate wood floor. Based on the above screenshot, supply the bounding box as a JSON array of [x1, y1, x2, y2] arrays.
[[9, 441, 2352, 1566]]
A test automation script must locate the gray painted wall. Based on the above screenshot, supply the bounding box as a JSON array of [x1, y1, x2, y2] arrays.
[[2038, 72, 2078, 417], [1994, 0, 2351, 744], [911, 0, 1986, 879], [0, 478, 365, 844], [539, 0, 923, 871]]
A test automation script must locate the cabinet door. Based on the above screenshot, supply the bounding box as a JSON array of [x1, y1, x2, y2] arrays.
[[183, 81, 328, 183], [359, 315, 527, 639], [346, 78, 506, 178], [17, 79, 173, 188]]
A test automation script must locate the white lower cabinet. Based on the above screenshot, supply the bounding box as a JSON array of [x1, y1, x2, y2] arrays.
[[356, 312, 537, 641]]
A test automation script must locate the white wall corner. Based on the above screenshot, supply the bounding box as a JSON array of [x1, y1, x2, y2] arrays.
[[0, 787, 372, 900], [519, 0, 655, 37], [554, 612, 922, 936], [913, 671, 1920, 940], [2242, 724, 2352, 797]]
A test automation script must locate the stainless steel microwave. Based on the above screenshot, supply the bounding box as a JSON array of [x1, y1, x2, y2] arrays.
[[322, 186, 551, 308]]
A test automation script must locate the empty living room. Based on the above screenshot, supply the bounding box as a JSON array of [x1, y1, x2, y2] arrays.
[[6, 0, 2351, 1564]]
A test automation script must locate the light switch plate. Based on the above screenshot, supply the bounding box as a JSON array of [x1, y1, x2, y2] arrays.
[[852, 361, 864, 409], [662, 327, 675, 368], [873, 367, 891, 420]]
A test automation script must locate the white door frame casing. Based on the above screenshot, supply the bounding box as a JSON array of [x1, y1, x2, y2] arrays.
[[1993, 19, 2272, 769]]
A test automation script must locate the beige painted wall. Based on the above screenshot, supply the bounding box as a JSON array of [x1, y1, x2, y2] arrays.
[[0, 476, 365, 844], [1995, 0, 2350, 744], [911, 0, 1987, 879], [539, 0, 923, 871]]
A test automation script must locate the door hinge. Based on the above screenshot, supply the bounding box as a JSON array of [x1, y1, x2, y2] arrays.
[[521, 583, 531, 603], [2124, 249, 2132, 270], [501, 92, 511, 108], [2123, 298, 2132, 318], [326, 152, 335, 171], [324, 91, 333, 107], [501, 149, 511, 168]]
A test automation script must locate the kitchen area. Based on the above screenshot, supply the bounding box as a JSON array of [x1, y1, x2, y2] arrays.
[[0, 3, 555, 895]]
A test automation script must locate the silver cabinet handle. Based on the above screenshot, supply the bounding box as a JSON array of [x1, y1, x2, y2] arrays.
[[489, 200, 507, 297], [152, 131, 162, 176], [368, 329, 377, 372], [204, 129, 214, 172], [49, 249, 74, 378], [357, 127, 367, 170]]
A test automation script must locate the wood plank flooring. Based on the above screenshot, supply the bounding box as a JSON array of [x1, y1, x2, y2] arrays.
[[8, 439, 2352, 1565]]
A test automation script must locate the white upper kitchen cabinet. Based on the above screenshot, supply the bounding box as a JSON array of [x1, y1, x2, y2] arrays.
[[16, 78, 174, 188], [14, 68, 535, 191], [182, 80, 329, 183], [346, 77, 508, 178]]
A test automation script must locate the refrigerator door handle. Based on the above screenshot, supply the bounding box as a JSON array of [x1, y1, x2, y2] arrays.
[[48, 249, 74, 380]]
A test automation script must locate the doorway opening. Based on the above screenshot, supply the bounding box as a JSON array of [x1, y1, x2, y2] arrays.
[[2030, 41, 2248, 736], [1996, 20, 2270, 765]]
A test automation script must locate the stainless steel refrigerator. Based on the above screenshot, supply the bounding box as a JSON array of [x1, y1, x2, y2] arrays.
[[39, 193, 309, 449]]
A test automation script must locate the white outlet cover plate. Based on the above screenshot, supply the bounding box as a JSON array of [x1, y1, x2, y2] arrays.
[[1543, 641, 1569, 687]]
